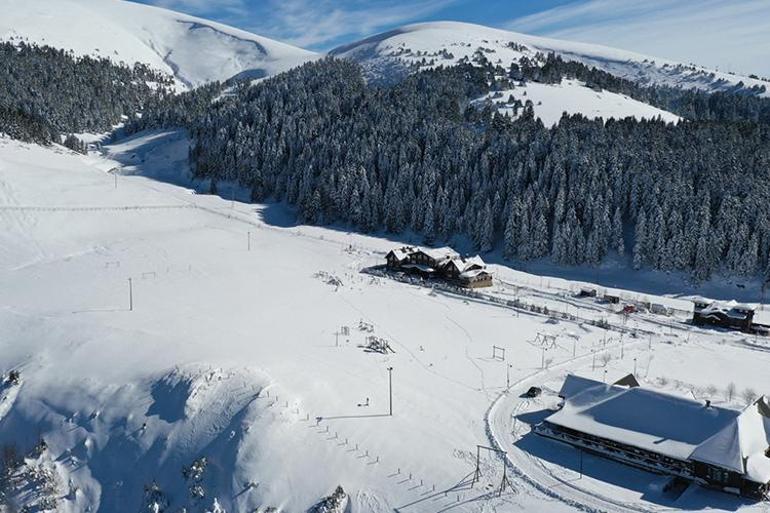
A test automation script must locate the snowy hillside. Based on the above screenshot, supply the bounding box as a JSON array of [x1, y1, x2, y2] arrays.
[[1, 132, 770, 512], [331, 21, 770, 97], [473, 78, 682, 126], [0, 0, 318, 89]]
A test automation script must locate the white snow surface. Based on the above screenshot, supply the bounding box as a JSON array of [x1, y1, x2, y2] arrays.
[[1, 132, 770, 512], [474, 79, 681, 126], [0, 0, 319, 89], [331, 21, 770, 97]]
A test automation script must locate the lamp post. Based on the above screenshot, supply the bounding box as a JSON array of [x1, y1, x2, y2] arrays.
[[387, 367, 393, 416]]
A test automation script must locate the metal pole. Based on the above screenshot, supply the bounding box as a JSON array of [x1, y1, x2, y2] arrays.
[[387, 367, 393, 416], [247, 231, 251, 251], [128, 277, 133, 311], [114, 173, 117, 189], [633, 358, 637, 376], [506, 364, 511, 390]]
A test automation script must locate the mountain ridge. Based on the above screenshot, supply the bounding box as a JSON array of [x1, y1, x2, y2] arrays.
[[330, 21, 770, 96], [0, 0, 319, 89]]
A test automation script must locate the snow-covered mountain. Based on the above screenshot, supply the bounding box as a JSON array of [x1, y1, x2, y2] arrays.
[[0, 0, 319, 89], [331, 21, 770, 97]]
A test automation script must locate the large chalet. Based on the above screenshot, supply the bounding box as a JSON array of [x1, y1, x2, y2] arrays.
[[691, 298, 770, 335], [536, 374, 770, 500], [385, 246, 493, 288]]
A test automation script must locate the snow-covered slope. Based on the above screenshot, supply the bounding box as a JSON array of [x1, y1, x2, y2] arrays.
[[331, 21, 770, 97], [1, 133, 770, 512], [0, 0, 319, 89], [474, 79, 682, 126]]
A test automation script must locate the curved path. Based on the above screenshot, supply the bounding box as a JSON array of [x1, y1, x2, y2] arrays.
[[485, 336, 662, 513]]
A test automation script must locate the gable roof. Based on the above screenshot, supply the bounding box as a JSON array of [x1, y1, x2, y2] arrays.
[[387, 246, 415, 262], [558, 373, 638, 399], [548, 376, 770, 483], [558, 374, 601, 399], [547, 379, 740, 463], [691, 397, 770, 483], [697, 300, 755, 320]]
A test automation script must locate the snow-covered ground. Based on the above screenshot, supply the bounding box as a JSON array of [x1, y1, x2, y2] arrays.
[[0, 0, 318, 89], [474, 79, 681, 126], [331, 21, 770, 97], [1, 132, 769, 512]]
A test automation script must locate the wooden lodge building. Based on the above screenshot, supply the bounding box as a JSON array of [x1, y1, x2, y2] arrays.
[[385, 246, 493, 288], [535, 374, 770, 500], [691, 298, 770, 335], [692, 298, 755, 332]]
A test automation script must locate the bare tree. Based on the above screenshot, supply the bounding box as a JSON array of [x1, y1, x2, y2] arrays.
[[725, 382, 737, 402], [742, 388, 758, 405], [705, 384, 718, 398], [600, 353, 612, 367]]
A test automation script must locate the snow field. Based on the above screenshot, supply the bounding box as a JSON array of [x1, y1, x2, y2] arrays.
[[0, 132, 768, 512], [474, 79, 682, 126]]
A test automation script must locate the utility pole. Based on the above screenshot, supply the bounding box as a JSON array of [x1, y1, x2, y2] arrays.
[[633, 357, 638, 376], [128, 277, 133, 311], [506, 364, 512, 390], [387, 367, 393, 416], [247, 231, 251, 251]]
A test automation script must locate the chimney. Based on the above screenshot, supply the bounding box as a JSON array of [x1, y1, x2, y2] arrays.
[[705, 399, 712, 408]]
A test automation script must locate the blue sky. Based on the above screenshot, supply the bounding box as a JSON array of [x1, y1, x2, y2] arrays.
[[131, 0, 770, 76]]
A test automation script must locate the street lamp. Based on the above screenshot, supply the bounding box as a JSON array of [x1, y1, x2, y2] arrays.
[[387, 367, 393, 416]]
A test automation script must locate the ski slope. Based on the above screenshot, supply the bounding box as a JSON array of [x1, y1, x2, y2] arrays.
[[0, 0, 318, 89], [331, 21, 770, 97], [1, 133, 769, 512], [474, 79, 682, 126]]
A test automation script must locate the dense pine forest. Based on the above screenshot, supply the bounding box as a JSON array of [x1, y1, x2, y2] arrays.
[[3, 41, 770, 281], [0, 42, 172, 146], [130, 57, 770, 281]]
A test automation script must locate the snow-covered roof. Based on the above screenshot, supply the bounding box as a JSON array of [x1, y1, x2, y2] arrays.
[[558, 373, 638, 399], [558, 374, 600, 399], [698, 300, 755, 320], [388, 246, 416, 262], [465, 255, 485, 268], [546, 379, 741, 464], [459, 269, 490, 279], [691, 397, 770, 483], [422, 246, 458, 262], [548, 377, 770, 482]]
